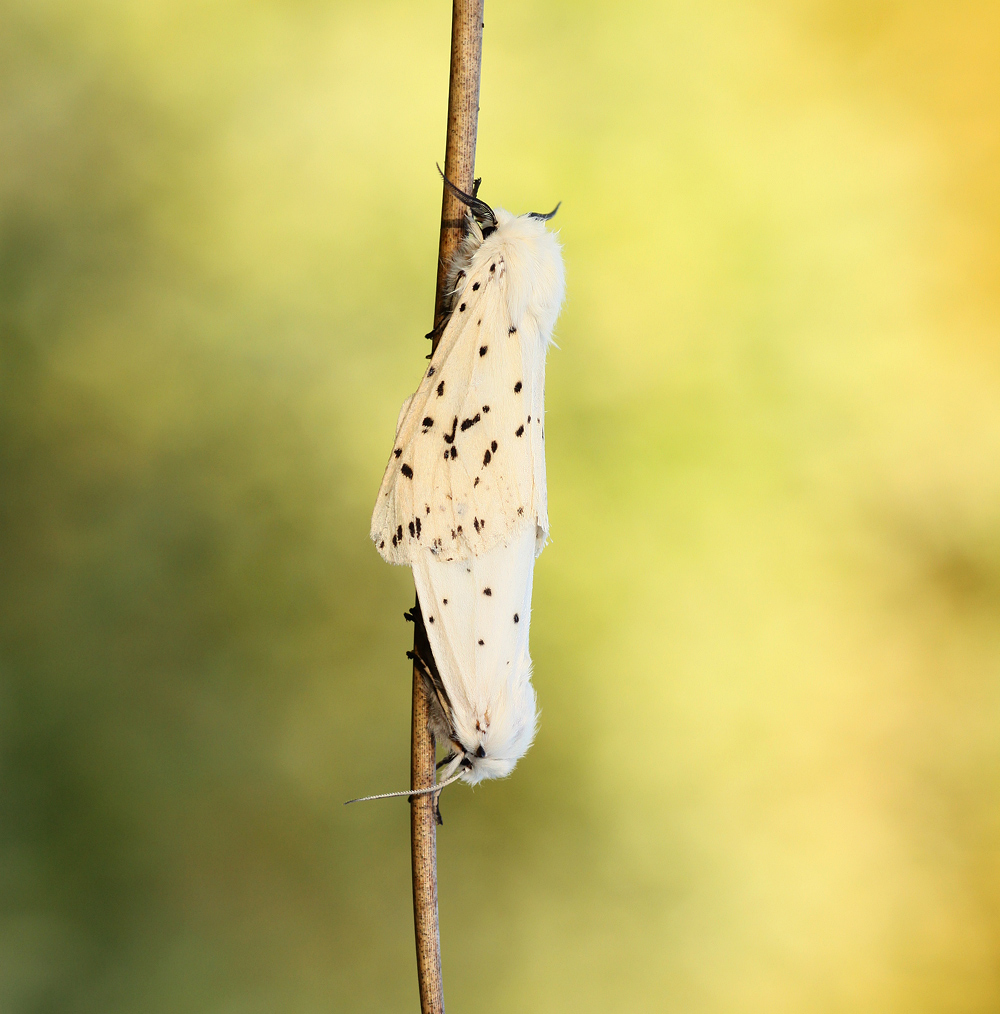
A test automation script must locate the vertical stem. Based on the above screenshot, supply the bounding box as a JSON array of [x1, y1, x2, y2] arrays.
[[411, 3, 483, 1014]]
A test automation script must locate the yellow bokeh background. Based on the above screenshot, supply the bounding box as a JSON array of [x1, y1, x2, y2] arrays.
[[2, 2, 999, 1011]]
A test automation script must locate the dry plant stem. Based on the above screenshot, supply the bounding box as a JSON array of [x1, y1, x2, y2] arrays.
[[410, 3, 484, 1013]]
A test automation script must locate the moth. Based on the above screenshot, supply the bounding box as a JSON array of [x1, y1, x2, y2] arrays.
[[368, 172, 565, 798]]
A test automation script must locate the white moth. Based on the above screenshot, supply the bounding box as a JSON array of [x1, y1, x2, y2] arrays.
[[369, 174, 565, 794]]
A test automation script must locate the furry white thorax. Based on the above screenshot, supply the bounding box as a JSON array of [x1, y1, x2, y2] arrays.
[[446, 209, 566, 343], [371, 201, 564, 787]]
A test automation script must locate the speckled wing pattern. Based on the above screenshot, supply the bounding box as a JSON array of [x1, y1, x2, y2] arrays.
[[371, 252, 548, 565], [412, 523, 538, 783]]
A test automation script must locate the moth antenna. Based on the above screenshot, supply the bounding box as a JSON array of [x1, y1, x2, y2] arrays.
[[528, 202, 561, 221], [344, 763, 466, 806], [436, 163, 497, 227]]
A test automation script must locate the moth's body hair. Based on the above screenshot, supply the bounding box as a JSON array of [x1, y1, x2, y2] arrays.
[[367, 175, 565, 793]]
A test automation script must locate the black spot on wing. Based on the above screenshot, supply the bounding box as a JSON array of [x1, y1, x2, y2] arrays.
[[514, 381, 522, 393], [515, 425, 524, 437], [490, 263, 495, 272], [482, 449, 491, 466], [415, 517, 421, 538], [400, 463, 413, 479], [472, 282, 480, 291], [422, 417, 434, 428], [437, 381, 445, 396], [479, 346, 488, 357], [474, 477, 480, 487], [482, 405, 490, 413], [483, 587, 492, 596], [459, 303, 466, 312], [443, 417, 458, 443], [394, 448, 402, 457], [508, 326, 517, 335], [460, 413, 481, 432], [408, 521, 415, 537], [428, 366, 435, 376], [514, 613, 519, 623], [491, 440, 497, 453], [478, 639, 485, 645], [450, 446, 457, 459]]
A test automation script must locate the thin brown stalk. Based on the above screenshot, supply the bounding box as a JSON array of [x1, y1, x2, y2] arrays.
[[410, 3, 484, 1013]]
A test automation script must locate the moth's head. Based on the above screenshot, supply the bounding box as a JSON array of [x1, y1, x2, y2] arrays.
[[439, 166, 499, 239], [438, 165, 561, 241], [455, 676, 538, 786]]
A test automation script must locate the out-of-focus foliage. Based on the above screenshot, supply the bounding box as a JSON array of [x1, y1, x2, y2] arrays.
[[1, 1, 998, 1011]]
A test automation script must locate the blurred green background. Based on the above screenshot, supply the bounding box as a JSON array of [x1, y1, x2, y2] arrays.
[[2, 1, 999, 1011]]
